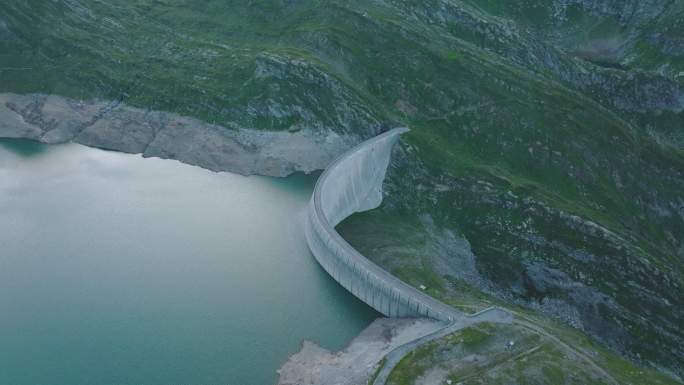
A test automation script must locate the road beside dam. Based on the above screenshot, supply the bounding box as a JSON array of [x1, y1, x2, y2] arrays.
[[301, 127, 513, 385]]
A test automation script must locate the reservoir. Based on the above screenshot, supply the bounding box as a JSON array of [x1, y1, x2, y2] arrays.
[[0, 139, 377, 385]]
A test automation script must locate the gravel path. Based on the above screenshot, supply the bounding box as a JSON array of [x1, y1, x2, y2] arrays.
[[277, 318, 444, 385], [372, 307, 513, 385]]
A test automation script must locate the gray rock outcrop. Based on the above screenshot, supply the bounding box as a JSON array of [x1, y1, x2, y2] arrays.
[[0, 92, 358, 177]]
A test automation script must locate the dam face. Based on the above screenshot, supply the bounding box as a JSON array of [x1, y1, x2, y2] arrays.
[[305, 128, 461, 322]]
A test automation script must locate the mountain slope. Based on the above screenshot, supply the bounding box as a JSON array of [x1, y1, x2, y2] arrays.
[[1, 0, 682, 381]]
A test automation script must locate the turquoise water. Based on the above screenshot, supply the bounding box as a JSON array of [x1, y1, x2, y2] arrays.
[[0, 139, 377, 385]]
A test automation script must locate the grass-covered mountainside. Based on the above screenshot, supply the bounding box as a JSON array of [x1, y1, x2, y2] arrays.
[[1, 0, 683, 382]]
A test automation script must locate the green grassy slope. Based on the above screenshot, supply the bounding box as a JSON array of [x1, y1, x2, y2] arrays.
[[0, 1, 381, 133], [386, 322, 680, 385], [1, 0, 682, 381]]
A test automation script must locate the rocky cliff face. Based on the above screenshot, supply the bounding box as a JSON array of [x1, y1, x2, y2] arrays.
[[376, 148, 684, 377], [1, 0, 682, 381]]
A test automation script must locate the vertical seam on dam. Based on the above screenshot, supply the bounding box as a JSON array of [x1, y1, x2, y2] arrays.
[[304, 127, 461, 322]]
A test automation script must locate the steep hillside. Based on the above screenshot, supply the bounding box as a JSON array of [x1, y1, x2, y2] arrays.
[[1, 0, 682, 381]]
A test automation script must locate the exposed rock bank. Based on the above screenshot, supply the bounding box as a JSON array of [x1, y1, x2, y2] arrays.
[[277, 318, 443, 385], [0, 93, 358, 177]]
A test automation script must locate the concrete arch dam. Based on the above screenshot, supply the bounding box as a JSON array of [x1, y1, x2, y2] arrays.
[[304, 127, 461, 322]]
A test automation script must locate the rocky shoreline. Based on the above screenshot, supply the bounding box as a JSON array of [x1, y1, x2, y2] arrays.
[[0, 93, 359, 177]]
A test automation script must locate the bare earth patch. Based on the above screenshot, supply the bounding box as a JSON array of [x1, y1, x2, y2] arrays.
[[277, 318, 443, 385]]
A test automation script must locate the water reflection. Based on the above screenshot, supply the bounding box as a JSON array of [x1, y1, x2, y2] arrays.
[[0, 138, 48, 157], [0, 141, 376, 385]]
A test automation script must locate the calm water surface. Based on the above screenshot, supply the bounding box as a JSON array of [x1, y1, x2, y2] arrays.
[[0, 139, 377, 385]]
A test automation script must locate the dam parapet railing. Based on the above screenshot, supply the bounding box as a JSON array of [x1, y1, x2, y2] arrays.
[[304, 127, 462, 322]]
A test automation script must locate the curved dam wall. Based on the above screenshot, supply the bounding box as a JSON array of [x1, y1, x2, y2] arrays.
[[304, 127, 461, 322]]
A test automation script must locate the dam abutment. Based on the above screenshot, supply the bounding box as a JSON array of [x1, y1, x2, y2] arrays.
[[304, 127, 461, 322]]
